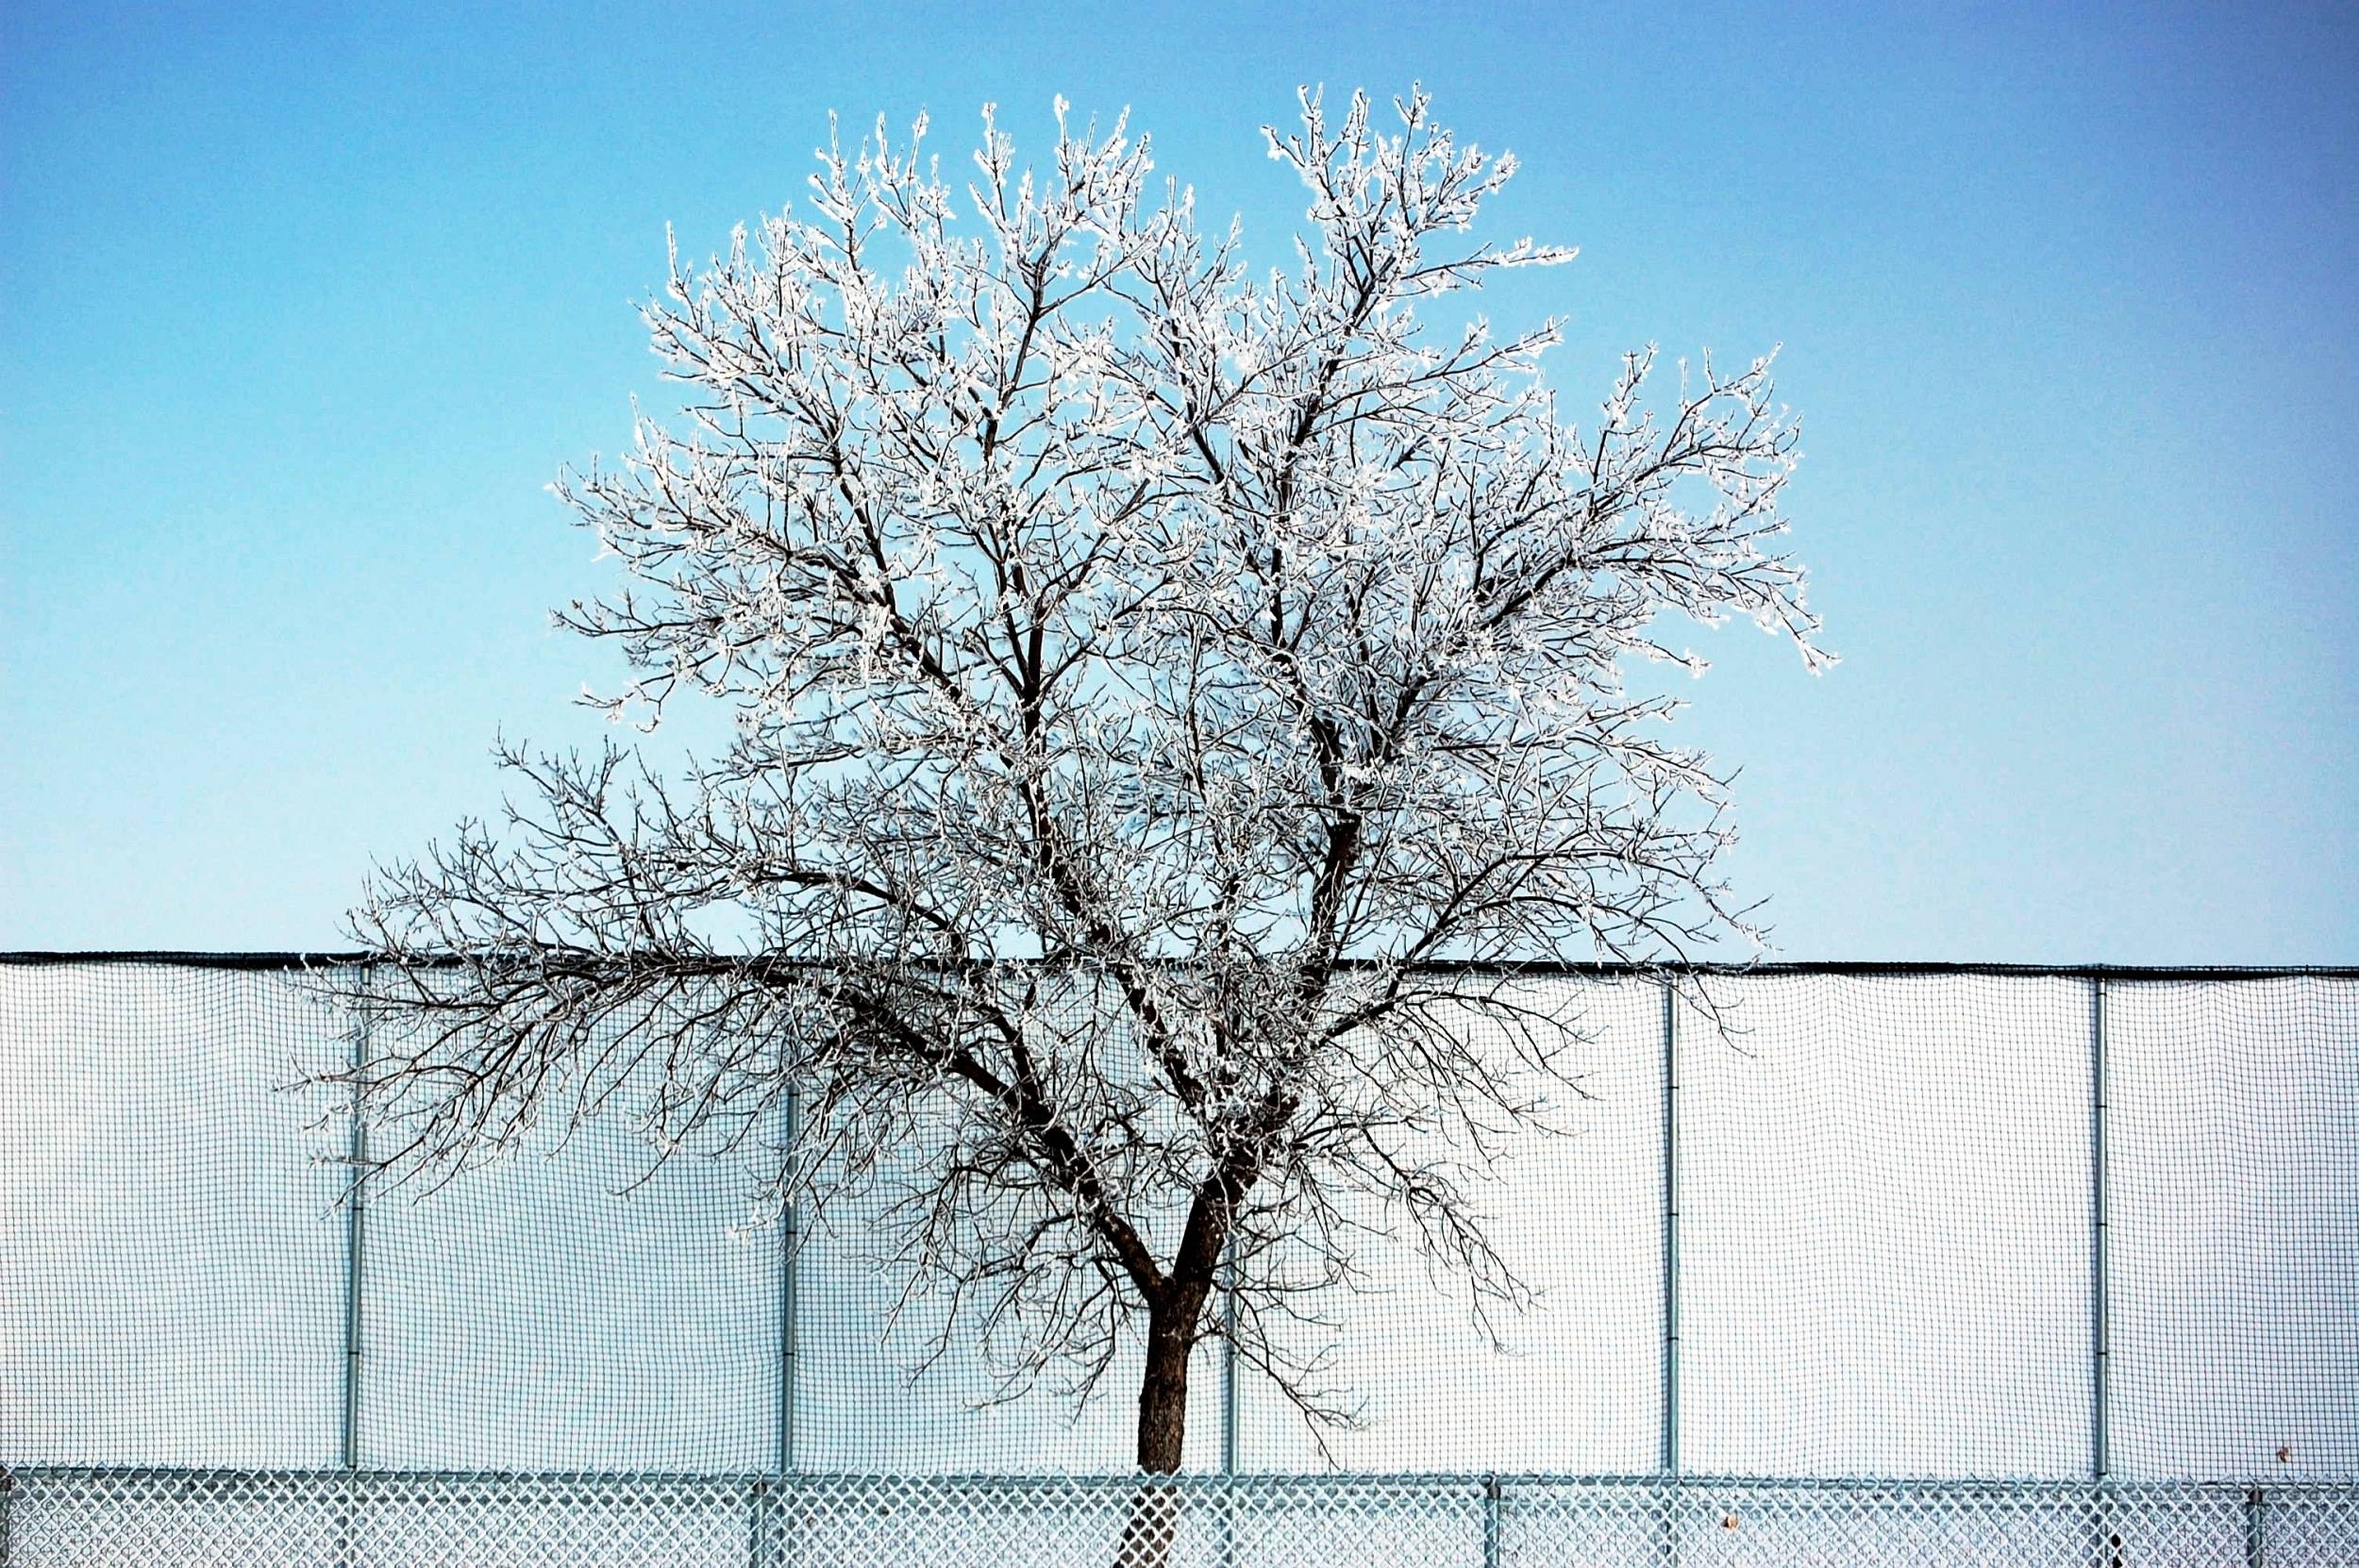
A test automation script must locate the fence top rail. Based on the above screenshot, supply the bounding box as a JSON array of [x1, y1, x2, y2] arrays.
[[4, 1465, 2354, 1498], [5, 952, 2357, 982]]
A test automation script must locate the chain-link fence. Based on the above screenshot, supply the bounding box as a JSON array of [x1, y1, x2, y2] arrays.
[[8, 1469, 2359, 1566], [3, 957, 2356, 1563]]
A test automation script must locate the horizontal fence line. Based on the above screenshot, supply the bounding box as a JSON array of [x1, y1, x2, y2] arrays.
[[6, 951, 2357, 981], [16, 1468, 2351, 1568], [9, 1466, 2359, 1495]]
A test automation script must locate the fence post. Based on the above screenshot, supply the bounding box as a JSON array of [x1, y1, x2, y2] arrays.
[[1481, 1474, 1501, 1568], [747, 1478, 770, 1568], [1660, 978, 1681, 1567], [2243, 1487, 2265, 1568], [343, 976, 368, 1469], [1221, 1241, 1239, 1475], [1662, 977, 1680, 1476], [780, 1074, 801, 1476], [1219, 1242, 1241, 1568], [761, 1075, 803, 1568], [2090, 976, 2114, 1567], [339, 971, 370, 1568]]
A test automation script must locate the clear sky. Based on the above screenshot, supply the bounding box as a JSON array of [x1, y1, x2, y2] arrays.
[[3, 0, 2353, 959]]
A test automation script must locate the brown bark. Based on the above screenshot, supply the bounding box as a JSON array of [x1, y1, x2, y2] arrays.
[[1120, 1160, 1251, 1565], [1134, 1300, 1196, 1473], [1118, 1294, 1204, 1568]]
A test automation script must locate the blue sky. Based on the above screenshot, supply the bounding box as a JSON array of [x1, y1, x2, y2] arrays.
[[3, 0, 2353, 958]]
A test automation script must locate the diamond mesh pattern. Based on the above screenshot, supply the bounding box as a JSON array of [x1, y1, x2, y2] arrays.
[[6, 1470, 2355, 1566]]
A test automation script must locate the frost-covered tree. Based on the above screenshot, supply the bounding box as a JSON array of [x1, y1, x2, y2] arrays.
[[334, 86, 1822, 1532]]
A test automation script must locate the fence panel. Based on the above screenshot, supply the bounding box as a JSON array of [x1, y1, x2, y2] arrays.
[[1233, 977, 1666, 1474], [0, 963, 346, 1468], [356, 1084, 776, 1471], [2108, 976, 2359, 1481], [1677, 974, 2096, 1477]]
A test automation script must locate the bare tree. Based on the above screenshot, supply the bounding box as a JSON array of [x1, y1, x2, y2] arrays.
[[331, 85, 1822, 1544]]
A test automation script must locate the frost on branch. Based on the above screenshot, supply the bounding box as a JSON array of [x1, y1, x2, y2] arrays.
[[328, 86, 1825, 1476]]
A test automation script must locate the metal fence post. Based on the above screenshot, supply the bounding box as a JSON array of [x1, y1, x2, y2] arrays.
[[1661, 978, 1680, 1476], [2090, 976, 2114, 1567], [331, 973, 373, 1568], [2244, 1487, 2265, 1568], [1481, 1474, 1501, 1568], [761, 1075, 803, 1568], [1221, 1240, 1239, 1474], [747, 1477, 770, 1568], [780, 1074, 801, 1477], [343, 976, 368, 1473], [1219, 1242, 1241, 1568], [1660, 978, 1681, 1567]]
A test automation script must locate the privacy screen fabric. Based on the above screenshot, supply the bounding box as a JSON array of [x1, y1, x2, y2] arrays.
[[3, 958, 2353, 1484]]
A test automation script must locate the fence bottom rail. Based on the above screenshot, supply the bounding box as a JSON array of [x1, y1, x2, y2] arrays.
[[2, 1468, 2354, 1568]]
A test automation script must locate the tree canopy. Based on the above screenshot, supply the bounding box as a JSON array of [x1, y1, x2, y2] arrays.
[[337, 87, 1824, 1489]]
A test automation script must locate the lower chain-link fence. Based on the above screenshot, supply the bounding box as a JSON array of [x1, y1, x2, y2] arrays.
[[6, 1469, 2356, 1567]]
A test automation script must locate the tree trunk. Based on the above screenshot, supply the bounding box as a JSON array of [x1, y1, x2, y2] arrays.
[[1118, 1300, 1198, 1568], [1135, 1304, 1195, 1473]]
